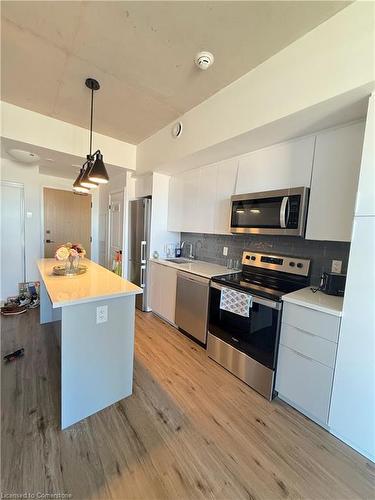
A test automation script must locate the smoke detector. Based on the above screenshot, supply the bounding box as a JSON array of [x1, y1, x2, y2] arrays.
[[195, 51, 214, 70], [7, 149, 40, 164]]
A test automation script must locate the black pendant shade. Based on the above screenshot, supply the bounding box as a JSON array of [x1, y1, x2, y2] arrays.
[[73, 77, 109, 194], [73, 168, 89, 194], [88, 153, 109, 184], [80, 159, 98, 189]]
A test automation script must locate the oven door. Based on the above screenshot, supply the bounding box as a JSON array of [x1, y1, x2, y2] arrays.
[[208, 283, 282, 370], [230, 187, 309, 236]]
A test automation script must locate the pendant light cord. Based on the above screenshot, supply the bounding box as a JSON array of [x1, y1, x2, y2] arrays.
[[89, 87, 94, 158]]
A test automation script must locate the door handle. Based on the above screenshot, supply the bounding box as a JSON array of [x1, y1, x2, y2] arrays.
[[140, 265, 146, 288], [141, 241, 147, 263], [280, 197, 289, 229], [45, 239, 55, 243]]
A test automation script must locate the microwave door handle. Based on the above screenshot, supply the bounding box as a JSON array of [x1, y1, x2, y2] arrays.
[[280, 196, 289, 228]]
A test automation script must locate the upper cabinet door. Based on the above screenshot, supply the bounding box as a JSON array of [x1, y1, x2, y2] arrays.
[[305, 122, 365, 242], [356, 94, 375, 217], [197, 164, 217, 234], [167, 174, 183, 232], [236, 136, 315, 194], [214, 159, 238, 234]]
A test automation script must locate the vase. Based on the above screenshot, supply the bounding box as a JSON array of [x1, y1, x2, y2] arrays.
[[65, 255, 80, 275]]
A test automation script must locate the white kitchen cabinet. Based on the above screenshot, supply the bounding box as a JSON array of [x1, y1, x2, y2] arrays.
[[236, 136, 315, 195], [168, 165, 217, 234], [214, 159, 238, 234], [276, 345, 334, 426], [305, 122, 365, 241], [276, 302, 341, 427], [149, 261, 177, 324], [355, 94, 375, 217], [167, 175, 183, 232]]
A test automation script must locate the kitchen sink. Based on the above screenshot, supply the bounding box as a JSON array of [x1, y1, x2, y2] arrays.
[[166, 258, 193, 264]]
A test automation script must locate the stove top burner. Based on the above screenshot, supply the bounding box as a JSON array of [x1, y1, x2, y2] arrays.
[[212, 251, 311, 301]]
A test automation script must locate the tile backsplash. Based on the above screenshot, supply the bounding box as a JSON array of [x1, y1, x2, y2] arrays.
[[181, 233, 350, 286]]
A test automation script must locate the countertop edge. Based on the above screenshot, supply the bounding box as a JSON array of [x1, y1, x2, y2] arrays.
[[51, 289, 143, 309]]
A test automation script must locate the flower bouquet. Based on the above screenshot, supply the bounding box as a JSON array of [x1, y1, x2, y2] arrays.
[[54, 242, 87, 276]]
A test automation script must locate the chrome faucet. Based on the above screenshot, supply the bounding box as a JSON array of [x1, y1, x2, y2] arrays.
[[181, 241, 194, 259]]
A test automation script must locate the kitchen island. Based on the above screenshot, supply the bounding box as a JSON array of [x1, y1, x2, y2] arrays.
[[37, 258, 142, 429]]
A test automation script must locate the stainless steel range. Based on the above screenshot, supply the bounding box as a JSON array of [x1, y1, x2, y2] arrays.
[[207, 251, 310, 400]]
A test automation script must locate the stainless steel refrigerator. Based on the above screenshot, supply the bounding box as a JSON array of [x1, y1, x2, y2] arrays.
[[128, 197, 152, 311]]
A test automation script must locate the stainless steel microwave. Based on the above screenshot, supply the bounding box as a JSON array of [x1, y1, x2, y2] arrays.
[[230, 187, 309, 236]]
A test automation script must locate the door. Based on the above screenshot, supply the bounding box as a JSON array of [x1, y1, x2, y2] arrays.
[[108, 191, 124, 269], [208, 285, 281, 369], [43, 188, 91, 258], [0, 181, 25, 300]]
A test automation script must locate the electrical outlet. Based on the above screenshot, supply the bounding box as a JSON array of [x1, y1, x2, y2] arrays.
[[96, 305, 108, 324], [223, 246, 228, 256], [331, 260, 342, 274]]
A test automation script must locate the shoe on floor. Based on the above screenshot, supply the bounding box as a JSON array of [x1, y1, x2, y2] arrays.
[[1, 304, 28, 316]]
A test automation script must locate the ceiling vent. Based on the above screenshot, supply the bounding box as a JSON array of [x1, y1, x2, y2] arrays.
[[195, 51, 214, 70]]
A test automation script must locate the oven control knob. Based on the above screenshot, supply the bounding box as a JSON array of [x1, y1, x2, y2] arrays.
[[250, 256, 256, 261], [289, 261, 295, 267], [297, 263, 303, 269]]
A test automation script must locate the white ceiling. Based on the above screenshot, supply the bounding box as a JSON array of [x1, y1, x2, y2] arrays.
[[0, 137, 127, 180], [1, 1, 350, 145]]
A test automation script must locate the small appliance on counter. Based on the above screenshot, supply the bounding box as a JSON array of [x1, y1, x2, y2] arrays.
[[319, 272, 346, 296]]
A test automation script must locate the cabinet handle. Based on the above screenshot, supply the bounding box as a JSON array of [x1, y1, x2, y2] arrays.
[[289, 347, 314, 362], [284, 323, 321, 339]]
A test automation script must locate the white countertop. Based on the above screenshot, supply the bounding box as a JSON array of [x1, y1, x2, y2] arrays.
[[151, 258, 239, 279], [38, 258, 142, 308], [282, 286, 343, 317]]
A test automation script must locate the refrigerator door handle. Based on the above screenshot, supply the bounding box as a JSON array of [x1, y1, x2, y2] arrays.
[[140, 265, 146, 288], [141, 241, 147, 263]]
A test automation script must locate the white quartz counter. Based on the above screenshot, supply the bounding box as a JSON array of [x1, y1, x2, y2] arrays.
[[150, 258, 239, 279], [282, 286, 343, 317], [37, 258, 142, 308]]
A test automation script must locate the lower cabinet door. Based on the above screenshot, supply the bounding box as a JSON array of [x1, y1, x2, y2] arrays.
[[276, 344, 334, 425]]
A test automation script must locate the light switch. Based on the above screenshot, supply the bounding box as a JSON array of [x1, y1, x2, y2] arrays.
[[26, 212, 33, 218], [96, 305, 108, 324]]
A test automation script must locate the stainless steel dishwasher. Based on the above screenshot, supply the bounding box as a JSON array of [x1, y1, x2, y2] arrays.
[[175, 271, 210, 344]]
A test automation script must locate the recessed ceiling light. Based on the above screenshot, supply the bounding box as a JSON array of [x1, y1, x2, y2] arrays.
[[7, 149, 40, 164]]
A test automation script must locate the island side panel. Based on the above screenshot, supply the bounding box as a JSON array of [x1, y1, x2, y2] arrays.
[[61, 295, 135, 429], [40, 279, 61, 324]]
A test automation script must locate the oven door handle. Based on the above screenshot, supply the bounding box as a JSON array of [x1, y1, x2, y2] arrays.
[[210, 282, 282, 310], [280, 196, 290, 229]]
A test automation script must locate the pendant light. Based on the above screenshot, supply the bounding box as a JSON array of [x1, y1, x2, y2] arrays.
[[73, 167, 89, 194], [72, 77, 109, 193]]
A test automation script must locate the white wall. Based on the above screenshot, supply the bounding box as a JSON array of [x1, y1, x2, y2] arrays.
[[137, 1, 375, 173], [0, 157, 99, 290], [1, 101, 136, 171]]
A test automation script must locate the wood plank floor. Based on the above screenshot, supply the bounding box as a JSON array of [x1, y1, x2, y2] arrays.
[[1, 308, 374, 499]]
